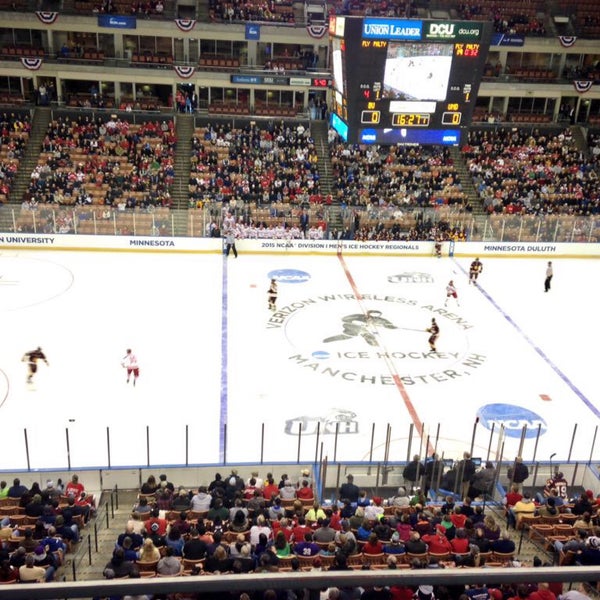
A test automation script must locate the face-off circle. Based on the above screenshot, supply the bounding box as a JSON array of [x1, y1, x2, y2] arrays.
[[0, 256, 74, 311]]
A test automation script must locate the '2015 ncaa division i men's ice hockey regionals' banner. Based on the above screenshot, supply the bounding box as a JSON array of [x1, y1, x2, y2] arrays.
[[0, 234, 599, 257]]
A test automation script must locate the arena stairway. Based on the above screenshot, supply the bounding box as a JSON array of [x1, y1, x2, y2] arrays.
[[569, 125, 590, 158], [311, 119, 344, 235], [0, 106, 51, 232], [448, 146, 484, 216], [448, 146, 493, 240], [61, 489, 141, 582], [170, 113, 195, 236]]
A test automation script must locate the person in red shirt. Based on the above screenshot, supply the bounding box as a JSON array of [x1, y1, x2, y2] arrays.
[[362, 532, 384, 555], [243, 478, 257, 501], [450, 506, 467, 529], [65, 474, 85, 499], [75, 491, 97, 513], [390, 585, 415, 600], [450, 528, 470, 554], [504, 484, 523, 509], [328, 505, 342, 531], [422, 525, 453, 554], [528, 583, 557, 600], [262, 477, 279, 504], [296, 480, 314, 501], [272, 517, 294, 542], [145, 508, 168, 536], [291, 516, 312, 543]]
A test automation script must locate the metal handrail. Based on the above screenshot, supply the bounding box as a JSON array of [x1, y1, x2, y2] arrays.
[[66, 487, 117, 581]]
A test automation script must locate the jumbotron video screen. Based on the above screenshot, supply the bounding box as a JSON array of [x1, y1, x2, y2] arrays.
[[329, 17, 492, 145]]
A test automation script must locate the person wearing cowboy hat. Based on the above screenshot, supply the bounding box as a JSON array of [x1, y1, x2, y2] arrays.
[[297, 468, 313, 489]]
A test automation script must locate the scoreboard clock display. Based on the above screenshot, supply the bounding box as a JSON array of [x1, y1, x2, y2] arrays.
[[329, 17, 492, 145]]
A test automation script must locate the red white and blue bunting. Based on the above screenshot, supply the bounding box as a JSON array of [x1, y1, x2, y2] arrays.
[[36, 11, 59, 24], [175, 19, 196, 32], [21, 57, 43, 70], [573, 80, 593, 93], [558, 36, 577, 48], [306, 23, 327, 39], [173, 65, 195, 79]]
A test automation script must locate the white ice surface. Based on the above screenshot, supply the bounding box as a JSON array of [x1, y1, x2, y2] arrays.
[[0, 250, 598, 469]]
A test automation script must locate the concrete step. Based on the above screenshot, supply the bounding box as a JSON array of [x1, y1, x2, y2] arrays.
[[311, 120, 333, 196], [172, 114, 195, 210], [62, 490, 141, 582], [8, 107, 52, 204], [449, 146, 486, 216], [569, 125, 589, 156]]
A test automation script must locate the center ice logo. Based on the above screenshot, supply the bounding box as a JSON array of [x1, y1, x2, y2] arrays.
[[323, 310, 397, 347], [477, 403, 547, 438], [267, 294, 486, 387]]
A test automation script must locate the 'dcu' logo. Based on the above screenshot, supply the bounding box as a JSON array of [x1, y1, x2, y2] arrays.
[[477, 403, 547, 438], [268, 269, 311, 284]]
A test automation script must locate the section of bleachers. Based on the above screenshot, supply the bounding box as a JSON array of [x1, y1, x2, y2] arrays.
[[0, 111, 30, 204], [457, 0, 547, 36], [188, 121, 319, 207], [463, 127, 600, 216], [209, 0, 295, 23], [23, 114, 175, 216], [74, 0, 167, 17]]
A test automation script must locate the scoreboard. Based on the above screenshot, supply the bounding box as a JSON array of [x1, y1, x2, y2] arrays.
[[329, 16, 492, 145]]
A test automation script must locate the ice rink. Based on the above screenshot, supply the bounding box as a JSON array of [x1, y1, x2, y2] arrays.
[[0, 247, 598, 471]]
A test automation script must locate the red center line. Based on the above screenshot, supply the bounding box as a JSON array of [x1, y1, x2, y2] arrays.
[[337, 250, 434, 456]]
